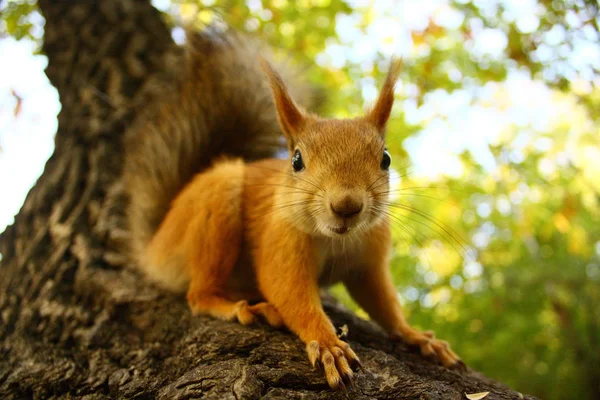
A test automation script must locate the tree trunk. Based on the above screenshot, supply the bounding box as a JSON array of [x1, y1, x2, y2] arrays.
[[0, 1, 536, 399]]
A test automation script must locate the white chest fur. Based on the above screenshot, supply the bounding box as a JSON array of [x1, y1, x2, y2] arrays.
[[315, 235, 368, 286]]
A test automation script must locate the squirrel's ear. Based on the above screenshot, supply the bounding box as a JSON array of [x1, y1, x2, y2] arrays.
[[260, 58, 306, 141], [366, 58, 402, 136]]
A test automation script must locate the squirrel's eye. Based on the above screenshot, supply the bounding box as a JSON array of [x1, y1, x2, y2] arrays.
[[381, 150, 391, 170], [292, 149, 305, 172]]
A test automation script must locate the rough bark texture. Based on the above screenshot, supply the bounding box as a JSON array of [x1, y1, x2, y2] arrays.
[[0, 1, 536, 399]]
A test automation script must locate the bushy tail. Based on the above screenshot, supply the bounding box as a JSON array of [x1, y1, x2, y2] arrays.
[[123, 27, 318, 263]]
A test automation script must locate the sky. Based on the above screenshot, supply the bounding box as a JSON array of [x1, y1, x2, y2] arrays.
[[0, 38, 59, 231], [0, 0, 598, 233]]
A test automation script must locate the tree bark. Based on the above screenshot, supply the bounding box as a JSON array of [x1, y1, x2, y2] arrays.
[[0, 1, 536, 399]]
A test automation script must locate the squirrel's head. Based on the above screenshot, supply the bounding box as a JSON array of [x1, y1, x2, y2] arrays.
[[262, 59, 401, 238]]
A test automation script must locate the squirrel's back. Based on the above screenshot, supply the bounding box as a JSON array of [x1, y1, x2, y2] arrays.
[[124, 27, 318, 267]]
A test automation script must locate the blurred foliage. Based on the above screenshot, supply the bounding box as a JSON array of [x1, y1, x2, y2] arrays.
[[0, 0, 42, 44], [2, 0, 599, 399]]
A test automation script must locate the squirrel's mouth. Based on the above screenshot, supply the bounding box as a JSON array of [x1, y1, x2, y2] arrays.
[[329, 226, 350, 235]]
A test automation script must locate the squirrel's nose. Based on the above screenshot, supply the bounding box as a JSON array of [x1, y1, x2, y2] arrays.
[[330, 196, 363, 219]]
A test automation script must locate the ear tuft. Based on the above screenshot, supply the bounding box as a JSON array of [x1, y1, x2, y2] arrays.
[[260, 57, 306, 141], [367, 58, 402, 134]]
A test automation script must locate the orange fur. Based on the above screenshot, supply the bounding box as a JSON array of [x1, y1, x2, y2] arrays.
[[140, 58, 462, 389]]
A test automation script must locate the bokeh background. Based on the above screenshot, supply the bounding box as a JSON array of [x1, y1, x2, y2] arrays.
[[1, 1, 599, 398]]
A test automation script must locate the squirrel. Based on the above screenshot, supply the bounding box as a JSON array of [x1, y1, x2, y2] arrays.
[[124, 27, 463, 389]]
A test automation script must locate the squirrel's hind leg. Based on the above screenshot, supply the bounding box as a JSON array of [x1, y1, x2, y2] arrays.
[[177, 160, 282, 327]]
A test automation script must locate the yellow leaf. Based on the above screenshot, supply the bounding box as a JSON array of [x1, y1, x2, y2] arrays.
[[465, 392, 490, 400], [337, 324, 349, 339], [568, 224, 589, 256], [553, 212, 570, 233], [416, 242, 460, 278]]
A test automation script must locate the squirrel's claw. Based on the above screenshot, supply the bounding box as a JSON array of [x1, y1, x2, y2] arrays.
[[306, 339, 359, 390], [391, 328, 463, 370], [453, 359, 468, 372]]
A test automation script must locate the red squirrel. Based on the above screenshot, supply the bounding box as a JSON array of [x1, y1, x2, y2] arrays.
[[124, 28, 462, 389]]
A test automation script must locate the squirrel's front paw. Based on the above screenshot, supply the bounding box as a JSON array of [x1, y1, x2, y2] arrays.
[[391, 329, 465, 370], [306, 339, 361, 389]]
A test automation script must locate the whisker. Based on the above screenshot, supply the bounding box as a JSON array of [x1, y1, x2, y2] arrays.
[[369, 169, 413, 193], [374, 191, 456, 205], [371, 206, 434, 269], [381, 202, 470, 257], [367, 174, 390, 192], [244, 182, 323, 198], [303, 169, 327, 193], [249, 165, 325, 193], [382, 185, 469, 195], [250, 199, 322, 220]]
